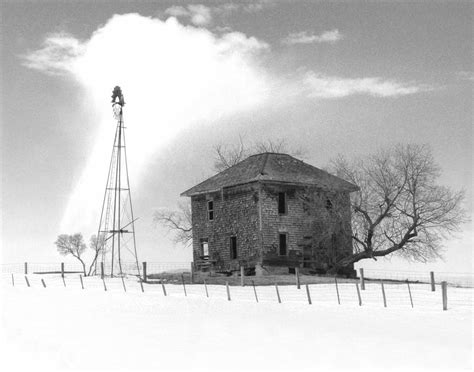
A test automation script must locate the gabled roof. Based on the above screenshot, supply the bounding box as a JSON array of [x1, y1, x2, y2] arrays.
[[181, 153, 359, 197]]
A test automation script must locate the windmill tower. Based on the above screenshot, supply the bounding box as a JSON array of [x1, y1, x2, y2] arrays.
[[95, 86, 140, 277]]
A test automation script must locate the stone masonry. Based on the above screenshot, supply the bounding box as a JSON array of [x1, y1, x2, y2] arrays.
[[182, 153, 359, 276]]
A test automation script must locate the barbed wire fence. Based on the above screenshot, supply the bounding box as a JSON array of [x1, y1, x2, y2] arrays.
[[2, 262, 473, 311], [360, 268, 473, 288], [2, 261, 473, 286]]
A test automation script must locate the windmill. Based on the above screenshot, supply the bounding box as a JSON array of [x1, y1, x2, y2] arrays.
[[94, 86, 140, 277]]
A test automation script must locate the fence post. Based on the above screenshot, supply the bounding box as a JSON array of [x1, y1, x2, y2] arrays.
[[24, 262, 28, 275], [61, 262, 65, 278], [139, 279, 144, 293], [102, 277, 107, 291], [240, 266, 244, 287], [275, 283, 281, 303], [204, 278, 209, 297], [441, 281, 448, 311], [296, 267, 301, 289], [25, 275, 30, 287], [430, 271, 435, 292], [356, 282, 362, 306], [161, 280, 167, 296], [41, 278, 46, 288], [79, 275, 84, 290], [11, 274, 14, 287], [407, 280, 414, 308], [142, 262, 147, 283], [381, 280, 387, 308], [359, 268, 365, 290], [100, 262, 104, 279], [252, 280, 258, 303], [305, 284, 312, 305], [334, 277, 340, 305], [190, 262, 194, 284], [62, 275, 66, 287], [226, 281, 231, 301], [181, 274, 187, 296]]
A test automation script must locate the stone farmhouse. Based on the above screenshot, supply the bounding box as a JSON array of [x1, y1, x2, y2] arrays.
[[181, 153, 359, 276]]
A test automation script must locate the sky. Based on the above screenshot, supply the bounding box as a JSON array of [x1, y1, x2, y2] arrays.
[[1, 1, 472, 273]]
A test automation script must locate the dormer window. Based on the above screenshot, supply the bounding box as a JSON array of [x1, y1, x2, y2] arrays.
[[278, 192, 286, 214], [207, 200, 214, 221]]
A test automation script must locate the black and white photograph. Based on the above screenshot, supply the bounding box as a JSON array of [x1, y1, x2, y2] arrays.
[[1, 1, 472, 371]]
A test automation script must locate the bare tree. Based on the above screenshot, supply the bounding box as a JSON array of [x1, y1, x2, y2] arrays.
[[87, 234, 106, 276], [157, 136, 306, 246], [153, 201, 193, 246], [213, 135, 247, 172], [213, 136, 306, 172], [253, 138, 305, 159], [55, 233, 87, 276], [329, 144, 468, 271]]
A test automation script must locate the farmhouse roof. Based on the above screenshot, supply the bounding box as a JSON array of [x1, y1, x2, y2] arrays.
[[181, 153, 359, 197]]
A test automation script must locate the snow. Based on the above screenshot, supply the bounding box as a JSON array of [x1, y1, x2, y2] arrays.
[[1, 274, 472, 371]]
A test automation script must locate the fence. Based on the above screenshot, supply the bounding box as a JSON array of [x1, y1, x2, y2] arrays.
[[359, 268, 473, 288], [2, 262, 473, 287], [2, 269, 473, 312], [0, 261, 191, 276]]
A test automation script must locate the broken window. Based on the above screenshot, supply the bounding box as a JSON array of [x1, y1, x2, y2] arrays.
[[326, 198, 333, 211], [200, 238, 209, 259], [207, 200, 214, 220], [278, 192, 286, 214], [279, 233, 287, 256], [230, 236, 237, 259]]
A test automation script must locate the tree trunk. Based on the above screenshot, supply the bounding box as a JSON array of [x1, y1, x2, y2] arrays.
[[88, 253, 99, 276], [75, 257, 87, 277], [328, 245, 402, 274]]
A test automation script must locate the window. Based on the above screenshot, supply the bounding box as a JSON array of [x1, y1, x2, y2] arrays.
[[230, 236, 237, 259], [330, 234, 337, 264], [207, 200, 214, 221], [200, 238, 209, 259], [326, 199, 333, 211], [278, 192, 286, 214], [279, 233, 287, 256]]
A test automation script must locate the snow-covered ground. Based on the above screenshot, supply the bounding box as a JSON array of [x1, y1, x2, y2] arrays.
[[1, 274, 472, 371]]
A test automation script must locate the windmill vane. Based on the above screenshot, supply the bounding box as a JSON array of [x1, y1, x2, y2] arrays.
[[111, 86, 125, 106]]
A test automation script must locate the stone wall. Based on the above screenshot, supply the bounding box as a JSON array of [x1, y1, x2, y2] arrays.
[[259, 184, 354, 274], [191, 184, 260, 271], [190, 182, 354, 276], [259, 184, 306, 259]]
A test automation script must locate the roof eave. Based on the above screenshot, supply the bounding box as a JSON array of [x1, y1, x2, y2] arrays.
[[180, 188, 221, 197], [181, 179, 359, 196]]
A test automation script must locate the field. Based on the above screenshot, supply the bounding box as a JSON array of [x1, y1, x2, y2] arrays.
[[1, 274, 472, 371]]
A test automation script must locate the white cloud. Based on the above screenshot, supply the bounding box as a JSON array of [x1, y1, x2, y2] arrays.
[[187, 4, 213, 26], [164, 6, 189, 18], [22, 33, 85, 75], [218, 1, 269, 14], [457, 71, 474, 82], [282, 29, 343, 45], [163, 2, 270, 27], [164, 4, 213, 26], [303, 72, 426, 98], [23, 13, 271, 235], [242, 2, 267, 13]]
